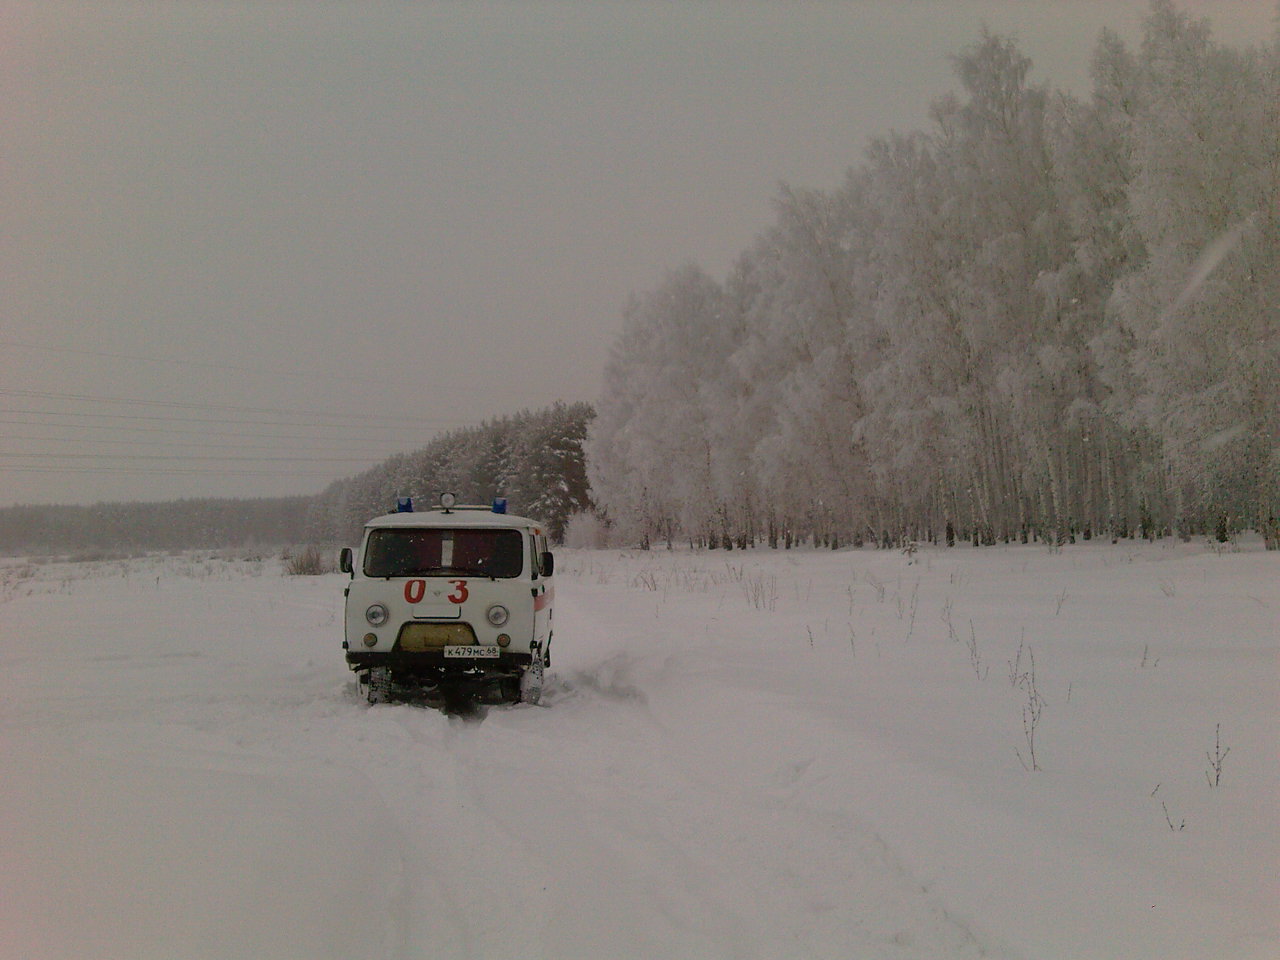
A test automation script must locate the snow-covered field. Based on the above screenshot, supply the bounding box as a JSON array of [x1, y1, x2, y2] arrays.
[[1, 539, 1275, 960]]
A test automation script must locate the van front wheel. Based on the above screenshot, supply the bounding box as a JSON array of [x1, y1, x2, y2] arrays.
[[361, 667, 392, 705], [519, 657, 545, 705]]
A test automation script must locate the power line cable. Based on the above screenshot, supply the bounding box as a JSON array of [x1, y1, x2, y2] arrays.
[[1, 465, 349, 477], [0, 337, 368, 383], [0, 434, 397, 452], [0, 407, 468, 431], [0, 388, 444, 424], [0, 452, 383, 463], [0, 416, 429, 443]]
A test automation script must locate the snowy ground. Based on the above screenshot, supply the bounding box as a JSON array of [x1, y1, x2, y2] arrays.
[[0, 539, 1275, 960]]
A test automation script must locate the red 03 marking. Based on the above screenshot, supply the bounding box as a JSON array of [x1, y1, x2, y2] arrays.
[[448, 580, 469, 604]]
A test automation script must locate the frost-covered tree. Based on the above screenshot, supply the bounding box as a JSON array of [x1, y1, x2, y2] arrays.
[[586, 4, 1276, 549], [853, 30, 1081, 543], [586, 265, 735, 547], [1042, 27, 1152, 537], [1105, 1, 1280, 536], [726, 180, 879, 546], [307, 402, 594, 544]]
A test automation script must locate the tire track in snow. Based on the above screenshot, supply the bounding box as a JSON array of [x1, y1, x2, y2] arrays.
[[540, 590, 1007, 957], [466, 692, 770, 959], [628, 656, 1012, 959], [338, 704, 487, 960]]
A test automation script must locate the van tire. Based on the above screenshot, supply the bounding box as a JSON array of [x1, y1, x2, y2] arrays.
[[364, 667, 392, 705], [519, 657, 545, 705]]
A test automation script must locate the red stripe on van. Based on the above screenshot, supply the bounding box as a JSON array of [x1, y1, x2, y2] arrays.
[[533, 587, 554, 611]]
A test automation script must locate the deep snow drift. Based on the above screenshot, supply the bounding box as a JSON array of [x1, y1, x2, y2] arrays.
[[1, 539, 1275, 960]]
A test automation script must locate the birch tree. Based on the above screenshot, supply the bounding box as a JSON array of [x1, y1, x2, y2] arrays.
[[1109, 1, 1280, 536], [728, 181, 878, 546], [586, 265, 733, 547]]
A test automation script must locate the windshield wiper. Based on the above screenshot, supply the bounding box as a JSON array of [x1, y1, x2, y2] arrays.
[[453, 566, 498, 581], [383, 565, 495, 580]]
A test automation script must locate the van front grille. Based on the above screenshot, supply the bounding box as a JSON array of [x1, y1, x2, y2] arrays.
[[395, 622, 478, 651]]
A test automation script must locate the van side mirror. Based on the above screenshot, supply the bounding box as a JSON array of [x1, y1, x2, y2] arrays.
[[339, 548, 353, 575], [540, 551, 554, 577]]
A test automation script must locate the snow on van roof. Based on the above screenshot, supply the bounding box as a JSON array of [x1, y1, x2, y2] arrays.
[[364, 508, 542, 530]]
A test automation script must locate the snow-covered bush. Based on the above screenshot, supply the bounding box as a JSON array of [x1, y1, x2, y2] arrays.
[[283, 545, 331, 576], [562, 510, 614, 549]]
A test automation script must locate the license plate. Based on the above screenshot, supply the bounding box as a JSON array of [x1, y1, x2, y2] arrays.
[[443, 645, 501, 658]]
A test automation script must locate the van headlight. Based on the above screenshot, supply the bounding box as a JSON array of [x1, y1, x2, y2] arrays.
[[365, 603, 389, 626], [485, 604, 509, 626]]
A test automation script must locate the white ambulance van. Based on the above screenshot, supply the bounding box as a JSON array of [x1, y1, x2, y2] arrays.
[[340, 494, 554, 705]]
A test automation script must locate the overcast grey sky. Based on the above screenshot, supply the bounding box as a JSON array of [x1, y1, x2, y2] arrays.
[[2, 1, 1273, 507]]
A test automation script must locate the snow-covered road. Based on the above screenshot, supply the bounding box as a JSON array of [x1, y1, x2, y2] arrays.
[[2, 542, 1276, 959]]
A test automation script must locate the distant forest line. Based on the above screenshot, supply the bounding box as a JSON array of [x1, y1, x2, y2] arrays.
[[3, 4, 1276, 558], [0, 403, 594, 557], [0, 496, 315, 559]]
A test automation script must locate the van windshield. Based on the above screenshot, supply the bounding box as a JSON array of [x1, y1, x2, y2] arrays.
[[363, 528, 525, 579]]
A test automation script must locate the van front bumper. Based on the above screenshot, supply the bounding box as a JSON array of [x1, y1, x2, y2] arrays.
[[345, 648, 533, 676]]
